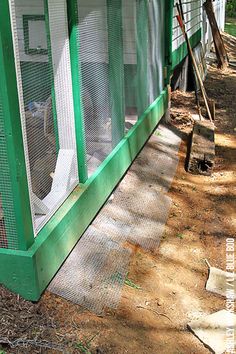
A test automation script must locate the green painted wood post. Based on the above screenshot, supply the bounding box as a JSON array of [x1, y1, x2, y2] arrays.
[[0, 0, 35, 251], [165, 0, 175, 83], [67, 0, 88, 183], [44, 0, 60, 152], [136, 0, 148, 117], [107, 0, 125, 148]]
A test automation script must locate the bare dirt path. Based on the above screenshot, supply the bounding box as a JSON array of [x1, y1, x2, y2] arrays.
[[0, 33, 235, 354]]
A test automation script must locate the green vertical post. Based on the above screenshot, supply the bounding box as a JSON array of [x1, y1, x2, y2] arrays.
[[136, 0, 148, 117], [44, 0, 60, 152], [165, 0, 174, 83], [67, 0, 88, 183], [0, 0, 35, 250], [107, 0, 125, 148]]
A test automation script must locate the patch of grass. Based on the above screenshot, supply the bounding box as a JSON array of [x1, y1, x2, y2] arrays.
[[154, 131, 163, 137], [125, 274, 141, 289], [225, 18, 236, 37], [75, 333, 98, 354], [176, 233, 184, 239], [225, 22, 236, 36], [75, 342, 91, 354], [110, 271, 123, 285], [106, 271, 142, 290]]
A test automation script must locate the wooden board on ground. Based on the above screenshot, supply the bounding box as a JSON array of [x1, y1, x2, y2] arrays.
[[187, 120, 215, 175]]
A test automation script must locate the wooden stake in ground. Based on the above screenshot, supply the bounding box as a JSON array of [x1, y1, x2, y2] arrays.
[[204, 0, 229, 69]]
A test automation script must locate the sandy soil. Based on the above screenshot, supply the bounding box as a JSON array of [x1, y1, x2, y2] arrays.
[[0, 33, 235, 354]]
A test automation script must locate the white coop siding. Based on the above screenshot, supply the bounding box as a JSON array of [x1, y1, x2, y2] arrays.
[[213, 0, 226, 31], [203, 0, 226, 54], [122, 0, 137, 65], [172, 0, 226, 58], [13, 0, 47, 63], [172, 0, 203, 52], [78, 0, 109, 63]]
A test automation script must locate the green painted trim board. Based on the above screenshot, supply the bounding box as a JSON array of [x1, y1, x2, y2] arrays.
[[0, 88, 167, 300], [0, 0, 34, 251], [67, 0, 88, 183], [172, 29, 202, 70]]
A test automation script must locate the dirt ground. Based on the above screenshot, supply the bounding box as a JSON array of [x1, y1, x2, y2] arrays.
[[0, 33, 236, 354]]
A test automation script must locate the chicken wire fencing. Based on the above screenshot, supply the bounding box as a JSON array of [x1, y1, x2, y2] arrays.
[[0, 88, 19, 249], [77, 0, 166, 176], [9, 0, 78, 235], [123, 0, 165, 131], [1, 0, 166, 246]]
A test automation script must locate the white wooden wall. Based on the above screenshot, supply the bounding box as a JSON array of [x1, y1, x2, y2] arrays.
[[11, 0, 226, 67], [78, 0, 139, 66], [214, 0, 226, 31], [14, 0, 47, 62], [203, 0, 226, 53], [122, 0, 137, 65], [172, 0, 203, 53], [78, 0, 109, 63], [11, 0, 151, 66], [172, 0, 226, 57]]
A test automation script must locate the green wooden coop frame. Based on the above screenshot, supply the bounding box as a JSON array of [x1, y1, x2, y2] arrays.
[[0, 0, 202, 301]]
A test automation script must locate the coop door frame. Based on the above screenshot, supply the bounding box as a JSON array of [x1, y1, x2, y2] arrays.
[[34, 0, 79, 231], [0, 0, 35, 250], [9, 0, 79, 235]]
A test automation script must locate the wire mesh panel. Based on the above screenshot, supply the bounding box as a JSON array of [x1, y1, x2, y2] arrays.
[[77, 0, 125, 177], [147, 0, 165, 106], [122, 0, 139, 130], [77, 0, 111, 177], [0, 88, 19, 249], [9, 0, 78, 233], [122, 0, 166, 122], [77, 0, 166, 177]]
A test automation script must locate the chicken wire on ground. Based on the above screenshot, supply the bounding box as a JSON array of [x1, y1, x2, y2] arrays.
[[48, 123, 181, 314]]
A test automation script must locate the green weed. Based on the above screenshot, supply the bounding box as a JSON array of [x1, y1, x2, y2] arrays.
[[176, 233, 184, 239], [125, 274, 141, 289], [75, 333, 98, 354]]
